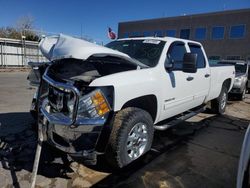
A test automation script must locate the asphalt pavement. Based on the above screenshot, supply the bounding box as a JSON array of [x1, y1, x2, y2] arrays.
[[0, 71, 249, 188]]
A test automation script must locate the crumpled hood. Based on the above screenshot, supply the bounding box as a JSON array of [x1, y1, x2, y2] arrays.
[[39, 34, 139, 65]]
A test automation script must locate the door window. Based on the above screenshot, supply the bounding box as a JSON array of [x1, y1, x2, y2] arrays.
[[166, 42, 187, 70]]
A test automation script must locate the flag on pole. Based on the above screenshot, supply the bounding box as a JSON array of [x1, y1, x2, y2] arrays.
[[108, 27, 116, 40]]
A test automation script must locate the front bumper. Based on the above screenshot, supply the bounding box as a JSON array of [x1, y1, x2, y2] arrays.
[[38, 72, 111, 164], [230, 84, 245, 94], [40, 99, 107, 164]]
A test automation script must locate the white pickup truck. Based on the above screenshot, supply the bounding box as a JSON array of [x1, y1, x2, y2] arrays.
[[28, 34, 235, 168]]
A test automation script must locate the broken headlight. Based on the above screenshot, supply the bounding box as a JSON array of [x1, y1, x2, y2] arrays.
[[67, 89, 111, 119]]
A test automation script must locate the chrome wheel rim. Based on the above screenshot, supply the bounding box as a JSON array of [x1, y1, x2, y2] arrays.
[[126, 122, 148, 160], [221, 92, 227, 110]]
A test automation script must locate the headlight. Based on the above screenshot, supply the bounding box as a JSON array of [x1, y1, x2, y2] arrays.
[[235, 76, 243, 82], [75, 89, 111, 118]]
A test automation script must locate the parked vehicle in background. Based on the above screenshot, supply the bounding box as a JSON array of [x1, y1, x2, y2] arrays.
[[218, 60, 249, 100], [28, 34, 235, 168], [237, 124, 250, 188], [247, 62, 250, 93]]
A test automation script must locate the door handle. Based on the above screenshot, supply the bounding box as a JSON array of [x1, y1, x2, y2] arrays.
[[205, 74, 210, 78], [186, 76, 194, 81]]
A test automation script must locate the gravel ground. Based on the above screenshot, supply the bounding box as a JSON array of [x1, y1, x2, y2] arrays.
[[0, 72, 249, 188]]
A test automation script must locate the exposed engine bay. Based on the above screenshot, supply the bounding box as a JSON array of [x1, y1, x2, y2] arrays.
[[47, 56, 138, 85]]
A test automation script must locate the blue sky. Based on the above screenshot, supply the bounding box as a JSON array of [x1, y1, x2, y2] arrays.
[[0, 0, 249, 43]]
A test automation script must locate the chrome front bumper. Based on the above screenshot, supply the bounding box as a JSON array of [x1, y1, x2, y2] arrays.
[[39, 72, 108, 159]]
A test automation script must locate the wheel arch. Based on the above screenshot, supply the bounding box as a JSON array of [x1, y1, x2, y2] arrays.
[[121, 94, 158, 122], [222, 78, 232, 92]]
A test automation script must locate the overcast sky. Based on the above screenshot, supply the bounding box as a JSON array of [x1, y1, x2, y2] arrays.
[[0, 0, 249, 43]]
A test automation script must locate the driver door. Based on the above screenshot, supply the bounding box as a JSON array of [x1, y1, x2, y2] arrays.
[[160, 41, 198, 120]]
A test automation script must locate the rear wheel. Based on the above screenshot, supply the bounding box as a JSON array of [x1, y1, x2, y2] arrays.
[[106, 107, 154, 168], [211, 85, 228, 114]]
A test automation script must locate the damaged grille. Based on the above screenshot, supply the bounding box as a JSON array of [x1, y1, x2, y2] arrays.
[[48, 86, 74, 115]]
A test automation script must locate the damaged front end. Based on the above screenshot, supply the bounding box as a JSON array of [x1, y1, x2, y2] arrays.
[[38, 63, 115, 164], [36, 34, 141, 164]]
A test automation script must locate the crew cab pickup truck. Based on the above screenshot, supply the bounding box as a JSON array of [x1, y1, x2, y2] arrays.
[[28, 34, 235, 168]]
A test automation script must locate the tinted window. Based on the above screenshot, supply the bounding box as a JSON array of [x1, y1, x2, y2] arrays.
[[212, 26, 224, 39], [235, 64, 247, 73], [167, 42, 187, 70], [166, 30, 176, 37], [189, 44, 206, 68], [218, 61, 247, 73], [230, 25, 245, 38], [195, 28, 206, 40], [106, 39, 165, 67], [180, 29, 190, 39]]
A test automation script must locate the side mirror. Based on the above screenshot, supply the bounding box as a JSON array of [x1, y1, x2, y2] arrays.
[[164, 55, 174, 71], [165, 62, 173, 71], [183, 53, 197, 73]]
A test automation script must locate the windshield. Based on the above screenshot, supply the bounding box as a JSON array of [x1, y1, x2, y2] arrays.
[[106, 39, 165, 67], [218, 61, 247, 73], [235, 64, 247, 73]]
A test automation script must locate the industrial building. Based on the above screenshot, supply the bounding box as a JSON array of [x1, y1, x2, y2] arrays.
[[118, 8, 250, 61], [0, 37, 46, 66]]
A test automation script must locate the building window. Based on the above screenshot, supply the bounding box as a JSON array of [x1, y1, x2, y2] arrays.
[[208, 56, 221, 65], [180, 29, 190, 39], [226, 55, 241, 60], [212, 26, 224, 39], [166, 30, 176, 37], [131, 32, 141, 37], [230, 25, 245, 38], [143, 31, 153, 37], [195, 28, 206, 40], [209, 56, 221, 60], [123, 33, 129, 38], [154, 30, 163, 37]]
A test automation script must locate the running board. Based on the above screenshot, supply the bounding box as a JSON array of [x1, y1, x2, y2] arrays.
[[154, 105, 206, 131]]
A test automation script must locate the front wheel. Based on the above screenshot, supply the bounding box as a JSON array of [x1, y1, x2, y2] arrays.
[[106, 107, 154, 168], [211, 85, 228, 114]]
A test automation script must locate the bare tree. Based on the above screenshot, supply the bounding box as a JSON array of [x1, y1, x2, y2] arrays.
[[16, 15, 35, 32], [0, 15, 39, 41]]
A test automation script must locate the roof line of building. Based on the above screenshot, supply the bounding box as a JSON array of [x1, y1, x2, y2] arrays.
[[0, 37, 39, 45], [119, 8, 250, 24]]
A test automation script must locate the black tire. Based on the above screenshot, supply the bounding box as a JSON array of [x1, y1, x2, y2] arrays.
[[105, 107, 154, 168], [211, 85, 228, 114]]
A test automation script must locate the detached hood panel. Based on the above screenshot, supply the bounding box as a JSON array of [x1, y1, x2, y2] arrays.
[[39, 34, 131, 62]]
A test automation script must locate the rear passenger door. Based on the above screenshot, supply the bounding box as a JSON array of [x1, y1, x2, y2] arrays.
[[188, 43, 210, 104]]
